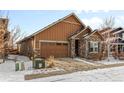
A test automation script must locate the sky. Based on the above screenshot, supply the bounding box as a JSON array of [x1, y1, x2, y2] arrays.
[[1, 10, 124, 37]]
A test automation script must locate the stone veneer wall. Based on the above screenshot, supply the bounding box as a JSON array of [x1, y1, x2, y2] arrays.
[[78, 34, 106, 61], [79, 39, 86, 58], [70, 39, 75, 58]]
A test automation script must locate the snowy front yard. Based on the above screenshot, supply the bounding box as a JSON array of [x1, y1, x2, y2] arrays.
[[1, 55, 124, 82], [0, 55, 64, 81], [0, 55, 32, 82], [29, 66, 124, 82]]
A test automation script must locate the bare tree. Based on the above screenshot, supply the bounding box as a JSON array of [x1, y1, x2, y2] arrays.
[[101, 16, 115, 29], [100, 16, 116, 61], [9, 26, 26, 49], [0, 19, 10, 63]]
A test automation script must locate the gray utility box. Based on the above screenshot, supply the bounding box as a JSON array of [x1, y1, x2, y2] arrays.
[[33, 58, 45, 69], [15, 62, 25, 71]]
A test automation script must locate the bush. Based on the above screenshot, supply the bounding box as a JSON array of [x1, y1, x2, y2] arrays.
[[47, 56, 55, 68]]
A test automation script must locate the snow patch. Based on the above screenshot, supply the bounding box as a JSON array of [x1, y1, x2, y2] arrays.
[[97, 57, 124, 65], [26, 67, 65, 75], [29, 66, 124, 82], [74, 58, 98, 66]]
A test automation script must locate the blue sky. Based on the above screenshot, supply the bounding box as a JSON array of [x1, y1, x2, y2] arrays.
[[1, 10, 124, 37]]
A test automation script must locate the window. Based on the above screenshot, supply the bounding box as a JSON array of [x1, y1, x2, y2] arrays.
[[89, 41, 99, 53], [122, 45, 124, 52], [56, 43, 62, 45], [63, 43, 68, 45], [122, 33, 124, 40]]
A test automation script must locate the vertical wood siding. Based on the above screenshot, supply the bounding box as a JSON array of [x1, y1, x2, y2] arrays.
[[19, 37, 34, 56], [63, 16, 81, 24], [35, 22, 82, 49], [19, 15, 84, 58]]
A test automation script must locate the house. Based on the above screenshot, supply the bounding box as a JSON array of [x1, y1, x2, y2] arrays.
[[69, 28, 104, 60], [99, 27, 124, 59], [17, 13, 105, 60], [0, 18, 9, 59], [111, 27, 124, 59]]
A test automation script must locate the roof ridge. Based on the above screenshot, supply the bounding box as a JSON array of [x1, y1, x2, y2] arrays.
[[18, 12, 85, 43]]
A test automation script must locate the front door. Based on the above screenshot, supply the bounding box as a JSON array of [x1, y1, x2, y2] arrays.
[[75, 40, 79, 56]]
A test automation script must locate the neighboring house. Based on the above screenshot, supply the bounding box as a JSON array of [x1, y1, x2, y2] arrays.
[[17, 13, 105, 60], [0, 18, 9, 59], [99, 27, 124, 59], [111, 27, 124, 59]]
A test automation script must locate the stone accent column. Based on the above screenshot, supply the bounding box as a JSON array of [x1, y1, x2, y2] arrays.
[[85, 40, 88, 58], [79, 39, 83, 57], [70, 39, 75, 58]]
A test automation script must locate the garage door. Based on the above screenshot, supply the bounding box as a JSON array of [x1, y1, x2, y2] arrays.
[[40, 42, 68, 58]]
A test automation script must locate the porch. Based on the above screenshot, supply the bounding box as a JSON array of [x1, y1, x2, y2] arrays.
[[70, 38, 105, 61]]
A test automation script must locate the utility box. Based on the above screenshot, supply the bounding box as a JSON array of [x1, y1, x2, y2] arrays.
[[15, 62, 20, 71], [15, 62, 25, 71], [33, 58, 45, 69]]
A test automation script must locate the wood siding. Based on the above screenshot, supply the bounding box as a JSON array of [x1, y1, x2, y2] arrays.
[[19, 37, 34, 57], [34, 16, 83, 58], [40, 42, 68, 58], [76, 28, 91, 38], [18, 14, 84, 58], [63, 15, 81, 24], [35, 21, 82, 49]]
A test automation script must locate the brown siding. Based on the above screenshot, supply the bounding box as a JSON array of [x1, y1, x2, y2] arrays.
[[40, 42, 68, 58], [19, 14, 84, 58], [35, 18, 83, 49], [64, 15, 81, 24], [76, 28, 91, 38], [19, 37, 34, 57], [35, 22, 82, 45], [34, 16, 83, 58]]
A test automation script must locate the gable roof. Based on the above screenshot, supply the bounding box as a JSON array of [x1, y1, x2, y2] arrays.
[[112, 30, 124, 35], [83, 30, 104, 40], [111, 27, 124, 35], [17, 13, 86, 43], [99, 28, 112, 35], [112, 27, 123, 32], [70, 26, 92, 39]]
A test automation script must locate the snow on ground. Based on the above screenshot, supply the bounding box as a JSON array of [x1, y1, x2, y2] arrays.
[[0, 55, 32, 82], [29, 66, 124, 82], [0, 55, 64, 82], [1, 55, 124, 82], [74, 58, 98, 66], [97, 57, 124, 65]]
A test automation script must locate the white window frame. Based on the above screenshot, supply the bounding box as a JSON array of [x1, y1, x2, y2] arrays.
[[122, 45, 124, 52], [122, 33, 124, 40], [89, 41, 99, 53]]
